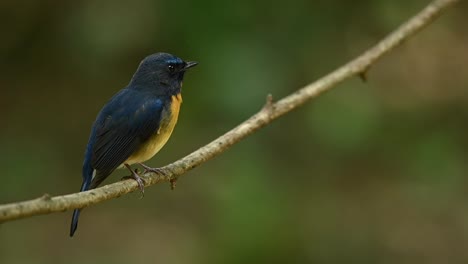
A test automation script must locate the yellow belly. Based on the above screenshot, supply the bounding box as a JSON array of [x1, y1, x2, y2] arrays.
[[124, 94, 182, 165]]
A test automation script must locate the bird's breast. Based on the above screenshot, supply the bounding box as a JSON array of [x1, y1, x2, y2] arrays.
[[125, 93, 182, 165]]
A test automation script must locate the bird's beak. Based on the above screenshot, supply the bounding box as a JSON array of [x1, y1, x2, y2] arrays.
[[184, 61, 198, 70]]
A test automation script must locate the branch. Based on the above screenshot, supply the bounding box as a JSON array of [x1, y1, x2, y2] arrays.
[[0, 0, 459, 223]]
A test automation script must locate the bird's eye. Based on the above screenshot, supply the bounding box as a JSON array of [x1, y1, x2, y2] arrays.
[[168, 64, 175, 72]]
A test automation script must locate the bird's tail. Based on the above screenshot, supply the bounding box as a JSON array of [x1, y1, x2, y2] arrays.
[[70, 168, 93, 237], [70, 209, 82, 237]]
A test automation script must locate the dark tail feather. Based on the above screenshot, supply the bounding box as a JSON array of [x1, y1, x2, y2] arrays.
[[70, 209, 81, 237], [70, 177, 92, 237]]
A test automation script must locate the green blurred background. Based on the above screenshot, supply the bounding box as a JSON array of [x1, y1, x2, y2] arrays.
[[1, 0, 468, 263]]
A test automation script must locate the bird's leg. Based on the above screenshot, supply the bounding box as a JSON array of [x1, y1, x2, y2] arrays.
[[123, 164, 145, 196]]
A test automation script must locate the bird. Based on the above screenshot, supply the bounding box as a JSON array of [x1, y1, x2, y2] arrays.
[[70, 52, 198, 237]]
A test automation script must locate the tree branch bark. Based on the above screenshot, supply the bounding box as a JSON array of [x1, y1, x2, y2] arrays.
[[0, 0, 459, 223]]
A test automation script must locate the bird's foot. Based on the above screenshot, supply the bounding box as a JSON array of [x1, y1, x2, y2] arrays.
[[139, 163, 177, 190], [123, 164, 146, 197]]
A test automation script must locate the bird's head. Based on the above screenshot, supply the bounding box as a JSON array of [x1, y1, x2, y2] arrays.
[[129, 52, 198, 95]]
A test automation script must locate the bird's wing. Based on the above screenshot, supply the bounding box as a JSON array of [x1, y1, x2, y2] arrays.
[[89, 89, 165, 187]]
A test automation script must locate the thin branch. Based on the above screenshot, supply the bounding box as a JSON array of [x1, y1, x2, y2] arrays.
[[0, 0, 459, 223]]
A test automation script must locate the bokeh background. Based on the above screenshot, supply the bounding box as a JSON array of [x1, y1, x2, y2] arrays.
[[1, 0, 468, 263]]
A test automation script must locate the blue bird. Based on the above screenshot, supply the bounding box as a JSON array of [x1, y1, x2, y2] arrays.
[[70, 53, 198, 237]]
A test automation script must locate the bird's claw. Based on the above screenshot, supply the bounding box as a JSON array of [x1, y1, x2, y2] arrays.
[[138, 163, 177, 190], [138, 163, 168, 176]]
